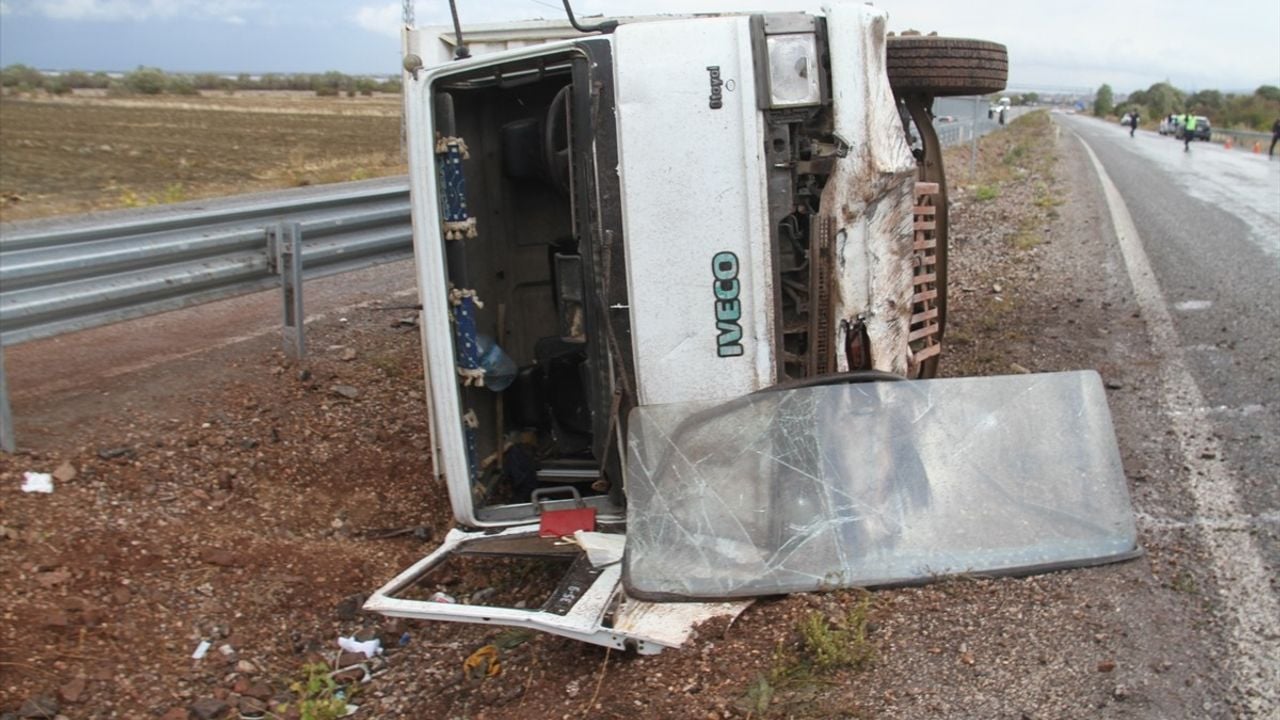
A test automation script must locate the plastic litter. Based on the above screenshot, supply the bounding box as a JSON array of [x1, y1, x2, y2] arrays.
[[398, 631, 411, 647], [21, 472, 54, 494], [337, 636, 382, 658], [191, 640, 211, 660], [571, 531, 625, 568], [427, 591, 456, 604]]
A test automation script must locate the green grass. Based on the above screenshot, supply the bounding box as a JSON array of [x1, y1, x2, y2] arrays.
[[974, 185, 999, 201]]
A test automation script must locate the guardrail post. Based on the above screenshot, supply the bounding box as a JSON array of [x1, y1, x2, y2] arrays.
[[0, 345, 15, 453], [969, 96, 980, 179], [277, 222, 306, 360]]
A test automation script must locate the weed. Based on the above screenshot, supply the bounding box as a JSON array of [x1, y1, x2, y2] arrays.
[[1170, 571, 1197, 594], [1012, 231, 1041, 251], [277, 662, 352, 720], [738, 592, 876, 716], [974, 185, 999, 202], [799, 594, 875, 672], [369, 353, 402, 377]]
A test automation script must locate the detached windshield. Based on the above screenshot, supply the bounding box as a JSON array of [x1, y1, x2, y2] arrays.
[[624, 371, 1138, 601]]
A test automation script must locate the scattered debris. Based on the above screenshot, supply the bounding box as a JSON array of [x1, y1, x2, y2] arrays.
[[20, 472, 54, 494], [463, 644, 501, 680], [331, 385, 361, 400], [96, 446, 135, 460], [338, 635, 382, 658]]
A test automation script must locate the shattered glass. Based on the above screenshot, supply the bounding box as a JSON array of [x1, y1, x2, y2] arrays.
[[623, 371, 1139, 600]]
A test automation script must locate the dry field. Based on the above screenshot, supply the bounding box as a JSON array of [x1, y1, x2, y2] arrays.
[[0, 90, 407, 222]]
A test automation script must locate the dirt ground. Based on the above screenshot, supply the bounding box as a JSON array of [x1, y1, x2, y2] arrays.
[[0, 113, 1235, 719], [0, 91, 406, 222]]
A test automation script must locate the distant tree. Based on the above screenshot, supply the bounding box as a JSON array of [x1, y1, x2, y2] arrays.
[[1187, 89, 1223, 114], [1019, 92, 1040, 105], [377, 78, 402, 94], [1256, 85, 1280, 102], [1094, 83, 1114, 117], [45, 77, 72, 95], [89, 72, 111, 89]]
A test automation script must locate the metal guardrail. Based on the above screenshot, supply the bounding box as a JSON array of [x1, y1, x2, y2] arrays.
[[0, 180, 415, 452], [1210, 127, 1272, 148], [0, 181, 413, 346]]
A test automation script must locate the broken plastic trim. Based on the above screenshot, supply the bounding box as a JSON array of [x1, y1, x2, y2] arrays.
[[623, 371, 1140, 601], [363, 524, 749, 653]]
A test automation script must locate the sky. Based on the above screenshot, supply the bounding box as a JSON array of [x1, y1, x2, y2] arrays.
[[0, 0, 1277, 93]]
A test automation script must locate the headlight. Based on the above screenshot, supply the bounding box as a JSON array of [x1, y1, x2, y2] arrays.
[[765, 33, 821, 107]]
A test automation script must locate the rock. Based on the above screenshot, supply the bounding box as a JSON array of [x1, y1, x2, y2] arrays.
[[36, 568, 71, 588], [189, 697, 229, 720], [1113, 684, 1129, 701], [234, 659, 256, 674], [96, 446, 134, 460], [1009, 363, 1031, 374], [1105, 380, 1124, 390], [17, 695, 59, 718], [340, 348, 358, 361], [58, 677, 86, 704], [992, 283, 1003, 294], [160, 709, 189, 720], [331, 385, 360, 400], [242, 683, 273, 701], [337, 651, 367, 668], [237, 696, 267, 717], [51, 461, 77, 483], [199, 548, 239, 567], [336, 593, 366, 621], [1097, 659, 1116, 673], [296, 368, 312, 381], [565, 679, 581, 698]]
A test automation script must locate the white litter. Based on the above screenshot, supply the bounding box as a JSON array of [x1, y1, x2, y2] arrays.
[[21, 472, 54, 494], [191, 640, 211, 660], [572, 531, 626, 568], [338, 636, 382, 658]]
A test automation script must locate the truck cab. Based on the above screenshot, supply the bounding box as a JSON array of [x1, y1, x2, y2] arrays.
[[365, 3, 1136, 653]]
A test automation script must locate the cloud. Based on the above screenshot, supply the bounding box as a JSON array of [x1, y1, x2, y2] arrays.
[[10, 0, 257, 23], [354, 2, 401, 38]]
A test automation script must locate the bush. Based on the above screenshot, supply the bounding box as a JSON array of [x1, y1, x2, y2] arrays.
[[315, 86, 339, 97], [166, 75, 200, 96], [123, 67, 167, 95], [46, 78, 72, 95]]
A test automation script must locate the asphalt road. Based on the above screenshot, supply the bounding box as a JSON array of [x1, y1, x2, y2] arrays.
[[1058, 112, 1280, 711]]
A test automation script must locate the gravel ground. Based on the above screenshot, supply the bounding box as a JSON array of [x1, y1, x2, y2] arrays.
[[0, 112, 1239, 719]]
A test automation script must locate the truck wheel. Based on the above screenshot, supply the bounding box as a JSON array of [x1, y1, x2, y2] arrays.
[[886, 37, 1008, 97]]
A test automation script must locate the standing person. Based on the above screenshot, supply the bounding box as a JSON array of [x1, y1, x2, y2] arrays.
[[1270, 117, 1280, 158], [1129, 108, 1140, 138], [1183, 112, 1195, 152]]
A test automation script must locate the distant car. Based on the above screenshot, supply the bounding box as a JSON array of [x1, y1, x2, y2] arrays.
[[1158, 116, 1181, 135], [1176, 116, 1211, 141]]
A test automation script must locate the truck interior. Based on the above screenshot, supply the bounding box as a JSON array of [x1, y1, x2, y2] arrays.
[[429, 46, 623, 523]]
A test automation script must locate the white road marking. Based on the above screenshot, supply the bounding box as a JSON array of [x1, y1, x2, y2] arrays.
[[1174, 300, 1214, 311], [1075, 132, 1279, 716]]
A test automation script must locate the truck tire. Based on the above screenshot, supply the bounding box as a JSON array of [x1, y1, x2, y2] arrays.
[[886, 37, 1008, 97]]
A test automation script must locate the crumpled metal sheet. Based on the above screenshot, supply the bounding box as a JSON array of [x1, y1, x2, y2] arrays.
[[623, 371, 1139, 601]]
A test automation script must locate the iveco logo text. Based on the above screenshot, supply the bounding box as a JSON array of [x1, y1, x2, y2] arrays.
[[713, 251, 743, 357], [707, 66, 723, 109]]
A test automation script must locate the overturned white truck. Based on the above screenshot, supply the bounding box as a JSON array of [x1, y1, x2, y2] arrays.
[[366, 3, 1138, 653]]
